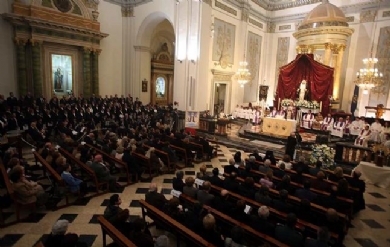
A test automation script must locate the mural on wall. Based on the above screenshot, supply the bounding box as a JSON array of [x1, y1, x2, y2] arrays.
[[275, 37, 290, 84], [244, 32, 262, 102], [369, 26, 390, 107], [212, 18, 236, 69]]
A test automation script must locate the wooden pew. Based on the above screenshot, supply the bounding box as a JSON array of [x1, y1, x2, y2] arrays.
[[142, 144, 175, 171], [139, 199, 216, 247], [0, 158, 36, 225], [86, 144, 133, 185], [131, 152, 153, 179], [33, 151, 75, 208], [206, 184, 340, 243], [169, 144, 193, 167], [33, 242, 45, 247], [59, 147, 109, 194], [178, 194, 289, 247], [97, 216, 137, 247], [189, 141, 204, 161]]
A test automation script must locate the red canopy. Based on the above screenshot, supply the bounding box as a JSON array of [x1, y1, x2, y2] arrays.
[[275, 54, 334, 115]]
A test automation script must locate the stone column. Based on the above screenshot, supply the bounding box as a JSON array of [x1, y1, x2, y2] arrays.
[[31, 39, 43, 97], [323, 43, 332, 66], [91, 49, 100, 95], [83, 48, 92, 97], [333, 45, 345, 101], [122, 6, 135, 96], [15, 38, 28, 97]]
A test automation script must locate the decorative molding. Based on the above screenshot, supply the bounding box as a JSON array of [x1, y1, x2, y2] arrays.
[[275, 37, 290, 83], [383, 11, 390, 18], [346, 16, 354, 22], [279, 24, 291, 31], [103, 0, 152, 8], [82, 0, 99, 10], [360, 10, 377, 23], [134, 46, 151, 52], [211, 69, 235, 82], [203, 0, 212, 7], [212, 18, 235, 69], [249, 18, 263, 29], [247, 32, 262, 86], [267, 22, 276, 33], [121, 6, 134, 17], [241, 8, 249, 22], [251, 0, 321, 11], [215, 0, 237, 16]]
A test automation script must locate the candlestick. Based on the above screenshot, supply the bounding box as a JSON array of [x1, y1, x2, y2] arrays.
[[320, 101, 322, 112]]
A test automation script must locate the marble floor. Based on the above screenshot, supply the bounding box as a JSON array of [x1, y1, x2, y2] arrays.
[[1, 128, 390, 247]]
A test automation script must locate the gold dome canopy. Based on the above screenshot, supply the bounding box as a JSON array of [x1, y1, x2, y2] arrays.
[[298, 0, 348, 30]]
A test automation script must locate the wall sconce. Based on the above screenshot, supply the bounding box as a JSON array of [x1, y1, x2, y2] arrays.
[[191, 59, 195, 64], [177, 59, 183, 63]]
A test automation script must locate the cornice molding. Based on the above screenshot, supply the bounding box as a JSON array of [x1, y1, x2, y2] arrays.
[[104, 0, 152, 8], [134, 45, 151, 52], [211, 69, 235, 81], [251, 0, 322, 11]]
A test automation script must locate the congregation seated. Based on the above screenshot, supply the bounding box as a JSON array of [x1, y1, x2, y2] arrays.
[[304, 226, 331, 247], [249, 148, 263, 162], [259, 170, 274, 188], [249, 206, 275, 236], [238, 176, 256, 199], [61, 164, 87, 195], [224, 226, 247, 247], [292, 157, 310, 174], [90, 154, 119, 192], [224, 158, 239, 175], [273, 189, 294, 213], [223, 171, 240, 193], [274, 163, 286, 178], [103, 194, 132, 236], [196, 181, 215, 206], [276, 175, 294, 195], [309, 160, 323, 176], [201, 214, 224, 246], [310, 171, 330, 191], [163, 197, 185, 223], [328, 167, 344, 182], [128, 217, 155, 247], [172, 170, 184, 192], [208, 167, 223, 187], [258, 159, 272, 174], [183, 176, 198, 199], [213, 189, 234, 215], [349, 170, 366, 213], [254, 186, 273, 206], [44, 219, 87, 247], [294, 180, 317, 202], [9, 165, 49, 207], [196, 164, 208, 180], [183, 201, 205, 233], [275, 213, 304, 247], [145, 183, 167, 210], [291, 167, 305, 184]]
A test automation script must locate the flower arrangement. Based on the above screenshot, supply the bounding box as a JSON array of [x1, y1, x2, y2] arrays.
[[281, 99, 294, 107], [309, 144, 335, 169], [295, 100, 320, 109]]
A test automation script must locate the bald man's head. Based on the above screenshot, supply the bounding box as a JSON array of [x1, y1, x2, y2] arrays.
[[221, 189, 228, 197], [149, 183, 157, 192], [94, 154, 103, 162]]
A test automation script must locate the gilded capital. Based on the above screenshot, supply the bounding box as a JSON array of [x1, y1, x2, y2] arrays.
[[324, 43, 332, 50], [241, 9, 249, 22], [360, 10, 377, 23], [267, 22, 276, 33], [122, 6, 134, 17], [30, 39, 43, 46], [14, 37, 27, 46], [83, 47, 92, 53], [338, 44, 346, 52]]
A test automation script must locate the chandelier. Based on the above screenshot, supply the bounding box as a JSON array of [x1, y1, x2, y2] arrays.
[[354, 57, 384, 94], [233, 60, 252, 87]]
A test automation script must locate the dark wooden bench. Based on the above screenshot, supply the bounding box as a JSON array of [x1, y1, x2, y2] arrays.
[[179, 194, 289, 247], [206, 183, 341, 244], [142, 144, 175, 171], [139, 199, 216, 247], [131, 152, 154, 179], [169, 144, 193, 167], [59, 147, 109, 195], [0, 158, 36, 225], [97, 216, 137, 247], [86, 144, 133, 185], [33, 242, 45, 247]]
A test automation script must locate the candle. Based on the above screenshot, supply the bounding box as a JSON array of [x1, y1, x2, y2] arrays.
[[278, 98, 281, 110], [320, 101, 322, 112]]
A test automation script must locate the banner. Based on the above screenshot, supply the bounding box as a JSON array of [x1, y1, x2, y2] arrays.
[[185, 111, 199, 128], [351, 85, 359, 119]]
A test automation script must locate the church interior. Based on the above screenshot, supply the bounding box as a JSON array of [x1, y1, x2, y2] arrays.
[[1, 0, 390, 246]]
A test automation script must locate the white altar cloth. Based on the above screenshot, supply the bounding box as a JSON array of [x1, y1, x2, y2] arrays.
[[354, 161, 390, 189], [263, 117, 297, 137]]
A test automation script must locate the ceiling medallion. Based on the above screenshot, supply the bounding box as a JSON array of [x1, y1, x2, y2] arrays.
[[53, 0, 73, 13]]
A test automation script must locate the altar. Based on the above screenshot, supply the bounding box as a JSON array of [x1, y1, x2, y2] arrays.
[[262, 117, 297, 137], [355, 161, 390, 189]]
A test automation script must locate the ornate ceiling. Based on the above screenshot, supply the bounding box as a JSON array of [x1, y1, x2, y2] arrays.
[[251, 0, 323, 11]]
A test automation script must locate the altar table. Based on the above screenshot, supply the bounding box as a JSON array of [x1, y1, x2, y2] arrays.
[[262, 117, 297, 137], [355, 161, 390, 189]]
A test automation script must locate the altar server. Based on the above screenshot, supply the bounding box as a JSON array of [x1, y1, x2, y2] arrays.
[[321, 113, 334, 131], [331, 117, 345, 138], [350, 117, 362, 136], [370, 119, 383, 143], [232, 105, 240, 118], [301, 110, 314, 129], [355, 124, 371, 147]]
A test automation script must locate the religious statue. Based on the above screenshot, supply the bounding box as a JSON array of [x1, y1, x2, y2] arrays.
[[54, 68, 63, 90], [376, 104, 385, 119], [297, 80, 308, 101]]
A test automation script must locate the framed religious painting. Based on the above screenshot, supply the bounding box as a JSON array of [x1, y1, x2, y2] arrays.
[[142, 79, 148, 92], [51, 54, 73, 95]]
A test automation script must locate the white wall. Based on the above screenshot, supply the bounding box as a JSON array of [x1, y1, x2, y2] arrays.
[[0, 0, 17, 97], [98, 1, 123, 96]]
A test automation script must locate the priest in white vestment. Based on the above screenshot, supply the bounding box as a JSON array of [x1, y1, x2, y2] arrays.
[[301, 110, 314, 129], [381, 122, 390, 143], [321, 113, 334, 131], [350, 117, 362, 136], [252, 109, 260, 125], [232, 105, 240, 118], [331, 117, 345, 137], [370, 119, 383, 143], [355, 124, 371, 147], [344, 116, 352, 135]]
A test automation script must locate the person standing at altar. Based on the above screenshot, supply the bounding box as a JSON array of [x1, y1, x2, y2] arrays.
[[312, 113, 323, 130], [269, 107, 278, 118], [276, 108, 286, 119], [344, 116, 352, 136], [355, 124, 371, 147], [232, 105, 240, 118], [301, 110, 314, 129], [321, 113, 334, 131], [370, 118, 383, 143], [285, 132, 300, 161], [286, 104, 295, 120], [331, 117, 345, 138], [252, 108, 261, 125], [350, 117, 362, 137], [358, 117, 367, 129]]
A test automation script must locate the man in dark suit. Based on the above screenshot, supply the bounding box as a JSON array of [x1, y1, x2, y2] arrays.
[[295, 180, 317, 202], [309, 160, 323, 176], [304, 226, 330, 247], [223, 172, 240, 193], [275, 213, 304, 247], [310, 171, 330, 191], [224, 158, 239, 175], [249, 206, 275, 236], [273, 189, 294, 213], [145, 183, 167, 210], [90, 154, 118, 192], [196, 181, 215, 206], [7, 113, 19, 130], [213, 189, 233, 215], [208, 168, 223, 187]]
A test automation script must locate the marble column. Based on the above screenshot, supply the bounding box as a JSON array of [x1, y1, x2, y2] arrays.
[[91, 50, 100, 95], [15, 38, 28, 97], [122, 6, 135, 96], [83, 48, 92, 97], [323, 43, 332, 66], [333, 45, 345, 101], [31, 40, 43, 97]]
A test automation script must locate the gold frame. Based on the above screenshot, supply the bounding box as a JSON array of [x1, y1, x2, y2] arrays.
[[49, 52, 75, 96], [142, 79, 148, 92]]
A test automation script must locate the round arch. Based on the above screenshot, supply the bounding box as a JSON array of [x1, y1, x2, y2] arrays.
[[136, 11, 175, 46]]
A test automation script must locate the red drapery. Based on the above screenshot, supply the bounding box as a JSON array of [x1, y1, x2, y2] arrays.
[[275, 54, 334, 115]]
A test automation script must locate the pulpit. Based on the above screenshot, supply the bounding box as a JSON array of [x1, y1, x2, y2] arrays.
[[199, 117, 216, 134], [217, 118, 230, 136]]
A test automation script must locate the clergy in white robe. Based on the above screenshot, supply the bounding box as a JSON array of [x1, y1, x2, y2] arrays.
[[301, 110, 314, 129], [232, 105, 240, 118], [252, 109, 260, 125], [370, 119, 383, 143], [355, 125, 371, 147], [238, 107, 245, 118], [321, 114, 334, 131], [381, 122, 390, 143], [350, 117, 362, 136], [344, 116, 352, 134], [269, 108, 278, 118], [276, 109, 286, 119], [331, 117, 345, 137], [286, 105, 295, 120]]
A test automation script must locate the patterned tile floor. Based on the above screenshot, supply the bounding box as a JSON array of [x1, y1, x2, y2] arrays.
[[1, 127, 390, 246]]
